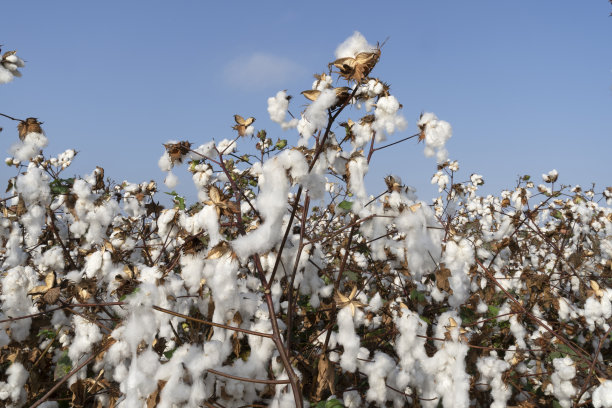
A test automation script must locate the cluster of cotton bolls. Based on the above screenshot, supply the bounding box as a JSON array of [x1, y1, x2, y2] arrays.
[[2, 33, 612, 408], [0, 50, 25, 84], [44, 149, 76, 170]]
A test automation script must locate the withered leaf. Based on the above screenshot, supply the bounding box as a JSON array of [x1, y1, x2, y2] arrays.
[[206, 241, 234, 260], [232, 114, 255, 136], [146, 380, 167, 408], [43, 286, 61, 304], [234, 114, 255, 127], [301, 90, 321, 102], [435, 265, 451, 292], [314, 354, 335, 400]]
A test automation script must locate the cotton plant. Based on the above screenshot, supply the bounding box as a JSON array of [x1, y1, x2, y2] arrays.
[[1, 36, 612, 408]]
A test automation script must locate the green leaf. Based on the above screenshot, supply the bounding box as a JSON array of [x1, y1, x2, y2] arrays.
[[487, 305, 500, 318], [54, 350, 72, 380], [37, 329, 56, 339], [275, 139, 287, 149], [522, 175, 531, 181], [165, 191, 186, 210], [164, 348, 177, 359], [338, 200, 353, 211], [345, 270, 359, 282], [410, 289, 425, 303], [551, 210, 564, 220], [325, 399, 344, 408], [49, 178, 75, 194]]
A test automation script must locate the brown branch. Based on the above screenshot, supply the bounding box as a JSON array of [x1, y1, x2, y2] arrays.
[[207, 369, 290, 385], [0, 112, 23, 121], [152, 305, 273, 338]]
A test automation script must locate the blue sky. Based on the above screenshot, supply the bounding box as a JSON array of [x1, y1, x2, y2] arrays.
[[1, 1, 611, 202]]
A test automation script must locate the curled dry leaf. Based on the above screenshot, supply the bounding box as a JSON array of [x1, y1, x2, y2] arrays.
[[28, 271, 56, 297], [589, 280, 604, 298], [301, 90, 321, 102], [206, 241, 235, 260], [314, 354, 335, 400], [334, 285, 365, 316]]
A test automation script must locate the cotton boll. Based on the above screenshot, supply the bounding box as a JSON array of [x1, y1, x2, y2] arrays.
[[418, 112, 452, 163], [297, 89, 337, 146], [347, 156, 369, 208], [0, 362, 28, 405], [15, 163, 51, 205], [164, 171, 178, 188], [337, 306, 360, 372], [1, 266, 38, 341], [361, 351, 396, 404], [592, 380, 612, 408], [342, 390, 363, 408], [335, 31, 376, 58], [217, 138, 237, 155], [158, 151, 173, 171], [67, 315, 103, 385], [180, 254, 205, 294], [476, 352, 512, 408], [232, 150, 307, 259], [546, 357, 576, 408], [268, 91, 289, 122], [0, 66, 15, 84], [442, 239, 474, 307], [372, 96, 407, 139], [10, 132, 48, 162]]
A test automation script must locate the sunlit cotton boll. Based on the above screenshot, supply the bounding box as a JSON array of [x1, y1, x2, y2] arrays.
[[10, 132, 48, 162], [418, 112, 452, 163], [335, 31, 377, 59], [164, 171, 178, 188]]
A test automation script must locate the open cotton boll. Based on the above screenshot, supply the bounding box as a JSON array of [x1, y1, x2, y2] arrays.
[[442, 239, 474, 307], [372, 95, 407, 140], [15, 163, 51, 205], [164, 171, 178, 188], [0, 362, 28, 406], [418, 112, 452, 163], [476, 352, 512, 408], [10, 132, 48, 162], [335, 31, 376, 58], [68, 315, 103, 385], [346, 156, 369, 209], [297, 88, 337, 146], [546, 357, 577, 408], [361, 351, 396, 404], [0, 66, 15, 84], [337, 306, 360, 373], [267, 90, 297, 129], [1, 266, 39, 341], [593, 380, 612, 408]]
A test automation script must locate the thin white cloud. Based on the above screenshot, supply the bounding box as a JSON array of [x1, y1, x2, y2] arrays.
[[224, 52, 305, 90]]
